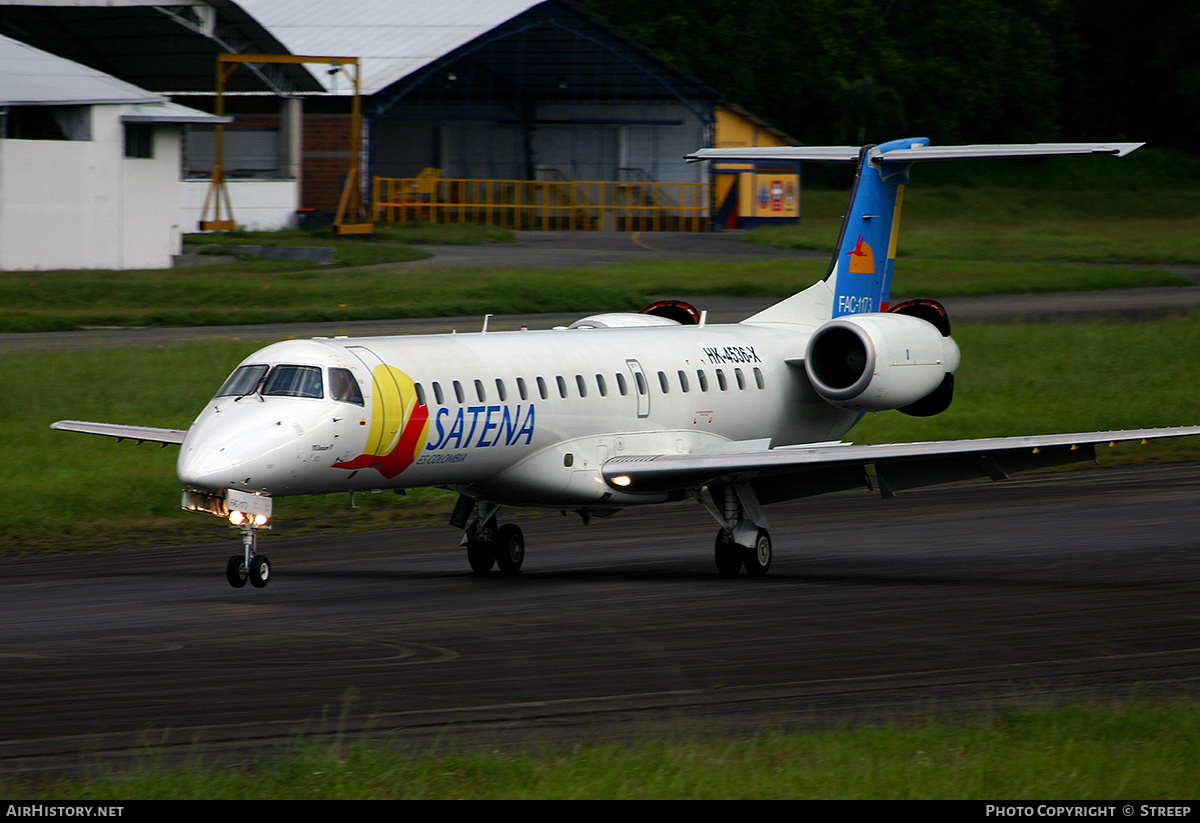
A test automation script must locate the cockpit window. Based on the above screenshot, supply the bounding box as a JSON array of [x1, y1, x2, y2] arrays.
[[215, 364, 268, 397], [328, 367, 364, 406], [261, 365, 324, 399]]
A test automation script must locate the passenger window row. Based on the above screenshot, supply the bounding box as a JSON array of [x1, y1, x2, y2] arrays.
[[411, 367, 765, 406]]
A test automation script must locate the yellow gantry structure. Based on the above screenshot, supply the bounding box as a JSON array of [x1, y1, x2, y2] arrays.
[[199, 53, 372, 235]]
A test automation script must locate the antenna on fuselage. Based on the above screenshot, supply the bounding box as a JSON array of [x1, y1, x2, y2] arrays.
[[482, 314, 492, 334]]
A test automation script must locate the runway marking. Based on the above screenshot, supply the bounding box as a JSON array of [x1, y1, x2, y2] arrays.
[[631, 232, 662, 252]]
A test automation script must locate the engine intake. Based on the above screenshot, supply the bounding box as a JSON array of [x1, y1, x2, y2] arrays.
[[805, 312, 960, 413]]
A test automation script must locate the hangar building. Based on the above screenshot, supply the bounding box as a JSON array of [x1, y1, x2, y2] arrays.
[[0, 0, 794, 238]]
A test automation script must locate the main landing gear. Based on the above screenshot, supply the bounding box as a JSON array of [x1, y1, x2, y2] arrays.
[[702, 481, 772, 578], [458, 498, 525, 575], [226, 520, 270, 588]]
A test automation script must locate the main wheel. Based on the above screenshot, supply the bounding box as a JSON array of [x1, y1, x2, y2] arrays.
[[249, 554, 271, 588], [714, 530, 742, 577], [494, 524, 525, 574], [226, 554, 248, 588], [467, 538, 496, 573], [743, 529, 772, 577]]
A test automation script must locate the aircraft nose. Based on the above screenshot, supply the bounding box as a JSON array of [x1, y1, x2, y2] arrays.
[[177, 442, 240, 492]]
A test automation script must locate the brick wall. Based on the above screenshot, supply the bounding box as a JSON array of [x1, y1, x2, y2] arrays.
[[302, 114, 354, 212]]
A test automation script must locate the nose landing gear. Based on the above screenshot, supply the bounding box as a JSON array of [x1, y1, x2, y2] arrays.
[[226, 519, 270, 589]]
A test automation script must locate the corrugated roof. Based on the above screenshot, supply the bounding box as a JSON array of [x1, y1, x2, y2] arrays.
[[122, 101, 231, 124], [234, 0, 547, 95], [0, 1, 321, 94], [0, 31, 162, 105]]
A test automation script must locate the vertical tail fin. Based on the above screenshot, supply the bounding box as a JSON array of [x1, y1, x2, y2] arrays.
[[686, 139, 1142, 326], [825, 137, 927, 317]]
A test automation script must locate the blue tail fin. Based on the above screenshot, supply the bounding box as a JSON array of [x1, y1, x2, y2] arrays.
[[826, 137, 927, 316], [685, 138, 1143, 326]]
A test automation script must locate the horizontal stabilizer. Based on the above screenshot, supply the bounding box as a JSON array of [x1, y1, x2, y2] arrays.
[[52, 420, 187, 445], [687, 142, 1144, 164]]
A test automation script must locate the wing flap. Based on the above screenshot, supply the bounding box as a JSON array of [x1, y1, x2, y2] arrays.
[[51, 420, 188, 446], [603, 427, 1200, 498]]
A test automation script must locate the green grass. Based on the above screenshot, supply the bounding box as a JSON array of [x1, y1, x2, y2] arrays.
[[183, 222, 513, 267], [0, 256, 1189, 334], [5, 702, 1198, 798], [748, 184, 1200, 263], [2, 182, 1196, 332]]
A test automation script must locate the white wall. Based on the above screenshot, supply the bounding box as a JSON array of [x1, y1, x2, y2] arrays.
[[0, 106, 185, 270], [181, 178, 300, 233]]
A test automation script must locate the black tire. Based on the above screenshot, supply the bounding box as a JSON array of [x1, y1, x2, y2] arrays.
[[494, 524, 525, 574], [743, 529, 772, 577], [714, 531, 742, 577], [226, 554, 248, 588], [249, 554, 271, 588], [467, 538, 495, 574]]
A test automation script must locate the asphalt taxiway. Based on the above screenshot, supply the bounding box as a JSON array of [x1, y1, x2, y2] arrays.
[[2, 463, 1199, 772]]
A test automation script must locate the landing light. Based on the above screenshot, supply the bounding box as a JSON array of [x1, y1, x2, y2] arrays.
[[612, 475, 631, 487], [228, 510, 270, 527]]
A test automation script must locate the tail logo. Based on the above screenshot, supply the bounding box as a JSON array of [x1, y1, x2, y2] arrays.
[[846, 235, 876, 275]]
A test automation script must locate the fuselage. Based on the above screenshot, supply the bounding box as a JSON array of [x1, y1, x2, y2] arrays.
[[176, 315, 859, 509]]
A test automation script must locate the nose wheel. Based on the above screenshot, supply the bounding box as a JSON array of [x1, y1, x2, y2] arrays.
[[226, 521, 270, 588]]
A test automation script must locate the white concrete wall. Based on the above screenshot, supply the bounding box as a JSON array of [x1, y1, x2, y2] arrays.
[[0, 105, 187, 270], [119, 120, 187, 269], [181, 178, 300, 232]]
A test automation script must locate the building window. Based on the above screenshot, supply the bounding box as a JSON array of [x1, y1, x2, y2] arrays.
[[124, 123, 154, 158], [4, 106, 91, 141]]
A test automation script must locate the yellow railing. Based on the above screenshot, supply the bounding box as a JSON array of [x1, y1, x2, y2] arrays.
[[373, 177, 710, 231]]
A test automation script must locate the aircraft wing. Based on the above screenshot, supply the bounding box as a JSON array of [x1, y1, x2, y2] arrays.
[[51, 420, 188, 445], [602, 426, 1200, 502]]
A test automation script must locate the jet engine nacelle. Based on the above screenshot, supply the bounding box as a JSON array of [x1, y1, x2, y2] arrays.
[[804, 313, 961, 413]]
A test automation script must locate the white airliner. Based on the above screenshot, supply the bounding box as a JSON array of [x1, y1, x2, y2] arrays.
[[54, 137, 1200, 588]]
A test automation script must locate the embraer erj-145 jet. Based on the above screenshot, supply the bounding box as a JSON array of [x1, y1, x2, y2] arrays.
[[54, 138, 1200, 588]]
